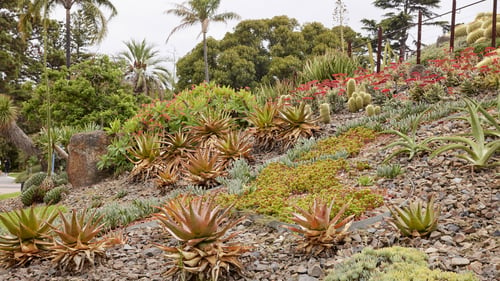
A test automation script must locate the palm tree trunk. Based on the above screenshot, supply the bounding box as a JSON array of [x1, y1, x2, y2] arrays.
[[65, 7, 71, 69], [0, 123, 46, 170], [203, 31, 209, 82]]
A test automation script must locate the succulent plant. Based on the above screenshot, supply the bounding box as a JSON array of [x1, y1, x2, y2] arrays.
[[191, 110, 233, 147], [0, 206, 57, 267], [20, 185, 45, 206], [215, 130, 253, 166], [388, 195, 440, 237], [346, 78, 356, 98], [155, 195, 248, 280], [246, 102, 281, 151], [49, 209, 109, 272], [277, 102, 320, 150], [319, 103, 331, 124], [282, 199, 354, 255], [183, 148, 226, 187], [43, 186, 68, 205]]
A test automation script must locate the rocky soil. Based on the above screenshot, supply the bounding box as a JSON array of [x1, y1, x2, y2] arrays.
[[0, 109, 498, 281]]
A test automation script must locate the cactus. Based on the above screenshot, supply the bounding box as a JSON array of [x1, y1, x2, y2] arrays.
[[466, 28, 485, 44], [355, 96, 364, 109], [348, 97, 358, 112], [483, 23, 500, 38], [43, 186, 68, 205], [21, 185, 45, 206], [346, 78, 356, 98], [319, 103, 331, 124], [23, 172, 47, 192], [454, 24, 467, 37], [466, 21, 482, 34], [374, 105, 381, 115], [361, 92, 372, 106], [366, 104, 375, 117]]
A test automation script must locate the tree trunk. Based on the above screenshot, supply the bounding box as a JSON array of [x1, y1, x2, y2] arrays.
[[203, 31, 209, 82], [65, 7, 71, 69], [0, 122, 46, 171]]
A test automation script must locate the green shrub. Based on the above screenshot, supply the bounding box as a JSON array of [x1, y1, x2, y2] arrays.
[[298, 50, 360, 82]]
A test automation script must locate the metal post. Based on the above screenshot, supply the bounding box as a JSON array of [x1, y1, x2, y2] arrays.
[[347, 41, 352, 58], [377, 27, 383, 73], [493, 0, 498, 48], [450, 0, 457, 52], [417, 10, 422, 64]]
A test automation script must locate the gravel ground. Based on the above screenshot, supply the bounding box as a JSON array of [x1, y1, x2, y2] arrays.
[[0, 106, 498, 281]]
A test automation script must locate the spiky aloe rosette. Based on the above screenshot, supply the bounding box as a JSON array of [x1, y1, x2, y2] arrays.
[[387, 195, 441, 238], [282, 199, 354, 255], [154, 195, 249, 281], [0, 206, 57, 268], [49, 209, 111, 272]]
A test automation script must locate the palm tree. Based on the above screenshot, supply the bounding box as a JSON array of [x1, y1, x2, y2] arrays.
[[165, 0, 240, 83], [0, 95, 43, 166], [119, 39, 171, 99], [19, 0, 117, 69]]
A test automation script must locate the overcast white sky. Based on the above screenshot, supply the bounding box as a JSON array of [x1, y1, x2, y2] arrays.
[[57, 0, 495, 71]]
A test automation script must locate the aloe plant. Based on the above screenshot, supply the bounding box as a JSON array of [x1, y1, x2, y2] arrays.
[[382, 108, 432, 163], [428, 98, 500, 168], [388, 196, 440, 237]]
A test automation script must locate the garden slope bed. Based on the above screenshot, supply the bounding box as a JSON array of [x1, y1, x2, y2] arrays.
[[0, 107, 498, 281]]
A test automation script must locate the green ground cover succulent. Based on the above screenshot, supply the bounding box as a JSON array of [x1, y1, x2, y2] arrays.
[[324, 246, 478, 281], [300, 127, 376, 161]]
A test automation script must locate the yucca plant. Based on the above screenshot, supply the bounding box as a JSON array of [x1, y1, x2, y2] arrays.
[[277, 103, 320, 150], [49, 209, 109, 272], [215, 131, 253, 166], [191, 110, 233, 148], [387, 196, 440, 238], [154, 195, 248, 281], [382, 108, 432, 163], [246, 102, 281, 151], [428, 98, 500, 168], [0, 206, 58, 267], [282, 199, 354, 255], [183, 149, 226, 187]]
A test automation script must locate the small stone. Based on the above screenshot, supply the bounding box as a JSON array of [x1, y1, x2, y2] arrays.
[[143, 248, 162, 257], [440, 235, 454, 245], [453, 233, 466, 243], [451, 257, 470, 266], [297, 275, 318, 281], [123, 244, 134, 250], [296, 265, 308, 274], [307, 263, 323, 278], [425, 247, 438, 254]]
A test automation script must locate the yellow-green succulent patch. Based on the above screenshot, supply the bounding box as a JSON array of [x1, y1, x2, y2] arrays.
[[300, 127, 376, 161]]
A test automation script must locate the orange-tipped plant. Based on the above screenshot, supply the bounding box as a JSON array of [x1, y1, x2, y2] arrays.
[[191, 110, 233, 148], [184, 149, 226, 187], [0, 206, 57, 267], [388, 196, 440, 238], [283, 199, 354, 255], [49, 209, 110, 272], [154, 195, 248, 281], [215, 130, 253, 166]]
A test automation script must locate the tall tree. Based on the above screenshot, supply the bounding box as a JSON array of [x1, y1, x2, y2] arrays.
[[119, 39, 171, 98], [165, 0, 240, 83], [19, 0, 117, 69], [363, 0, 444, 58]]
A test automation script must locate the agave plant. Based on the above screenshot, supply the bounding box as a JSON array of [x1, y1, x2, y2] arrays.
[[215, 130, 253, 166], [428, 98, 500, 168], [382, 108, 432, 163], [159, 129, 197, 172], [246, 102, 281, 151], [154, 196, 248, 281], [0, 206, 58, 267], [282, 199, 354, 255], [277, 103, 320, 150], [183, 149, 226, 187], [388, 196, 440, 238], [49, 209, 109, 272]]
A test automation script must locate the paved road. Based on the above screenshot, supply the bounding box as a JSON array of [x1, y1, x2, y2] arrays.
[[0, 174, 21, 195]]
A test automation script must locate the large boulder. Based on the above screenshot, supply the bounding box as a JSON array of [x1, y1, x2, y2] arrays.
[[67, 130, 111, 188]]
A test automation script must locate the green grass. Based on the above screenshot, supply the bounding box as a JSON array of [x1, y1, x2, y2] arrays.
[[5, 172, 20, 179], [0, 192, 21, 201]]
